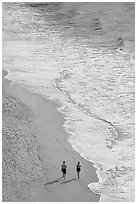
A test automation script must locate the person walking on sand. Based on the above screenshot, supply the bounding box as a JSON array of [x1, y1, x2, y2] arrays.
[[76, 162, 81, 179], [61, 161, 67, 180]]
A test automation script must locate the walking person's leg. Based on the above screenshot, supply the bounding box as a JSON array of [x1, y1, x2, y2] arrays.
[[77, 171, 78, 179], [78, 171, 79, 179], [64, 169, 66, 180], [77, 170, 80, 179], [62, 169, 66, 180]]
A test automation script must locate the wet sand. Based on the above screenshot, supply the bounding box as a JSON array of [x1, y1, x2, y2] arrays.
[[2, 70, 100, 202]]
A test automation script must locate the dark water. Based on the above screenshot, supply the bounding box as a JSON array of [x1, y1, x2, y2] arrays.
[[2, 2, 135, 202], [26, 2, 135, 49]]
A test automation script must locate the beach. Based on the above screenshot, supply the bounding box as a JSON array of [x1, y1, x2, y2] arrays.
[[2, 2, 134, 202], [2, 70, 100, 202]]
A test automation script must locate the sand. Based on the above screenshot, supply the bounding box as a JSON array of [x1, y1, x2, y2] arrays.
[[2, 70, 100, 202]]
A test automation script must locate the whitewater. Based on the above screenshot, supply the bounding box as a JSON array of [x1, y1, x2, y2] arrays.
[[2, 2, 135, 202]]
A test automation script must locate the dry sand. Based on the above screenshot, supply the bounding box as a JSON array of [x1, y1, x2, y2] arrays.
[[2, 70, 100, 202]]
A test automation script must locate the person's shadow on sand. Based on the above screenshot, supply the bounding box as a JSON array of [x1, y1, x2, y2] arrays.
[[45, 177, 77, 186], [60, 178, 77, 184], [45, 177, 63, 186]]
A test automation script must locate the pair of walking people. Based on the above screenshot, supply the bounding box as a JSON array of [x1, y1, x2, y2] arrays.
[[61, 161, 81, 180]]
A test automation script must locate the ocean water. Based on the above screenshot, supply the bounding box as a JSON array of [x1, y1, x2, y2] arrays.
[[2, 2, 135, 202]]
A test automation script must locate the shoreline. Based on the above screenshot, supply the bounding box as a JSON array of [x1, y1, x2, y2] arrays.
[[2, 70, 100, 202]]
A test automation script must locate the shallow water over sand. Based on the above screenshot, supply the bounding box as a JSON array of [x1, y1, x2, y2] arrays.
[[2, 2, 135, 201]]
